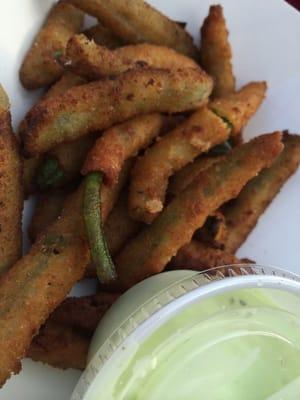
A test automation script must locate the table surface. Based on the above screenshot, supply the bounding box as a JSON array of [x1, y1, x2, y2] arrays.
[[287, 0, 300, 9]]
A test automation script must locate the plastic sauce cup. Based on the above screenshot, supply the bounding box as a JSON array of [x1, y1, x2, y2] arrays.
[[72, 265, 300, 400]]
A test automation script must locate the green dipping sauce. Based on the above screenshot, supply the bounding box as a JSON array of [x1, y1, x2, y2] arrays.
[[88, 287, 300, 399]]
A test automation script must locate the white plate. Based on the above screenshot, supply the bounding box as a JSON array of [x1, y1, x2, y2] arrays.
[[0, 0, 299, 398]]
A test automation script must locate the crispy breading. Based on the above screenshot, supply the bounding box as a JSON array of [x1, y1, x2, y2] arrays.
[[22, 72, 88, 196], [195, 211, 228, 249], [21, 68, 213, 156], [129, 108, 230, 223], [104, 192, 142, 257], [209, 82, 267, 135], [28, 189, 70, 242], [0, 86, 23, 275], [170, 240, 242, 271], [168, 156, 223, 196], [0, 162, 130, 385], [49, 133, 99, 183], [223, 133, 300, 253], [64, 34, 200, 80], [115, 133, 283, 289], [28, 292, 119, 370], [200, 5, 235, 97], [28, 321, 89, 371], [82, 114, 163, 184], [19, 2, 84, 89], [43, 72, 86, 100], [83, 23, 124, 48], [66, 0, 199, 59]]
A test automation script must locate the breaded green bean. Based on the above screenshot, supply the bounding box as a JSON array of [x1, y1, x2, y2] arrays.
[[19, 1, 84, 89], [28, 292, 119, 370], [195, 211, 228, 250], [64, 34, 200, 80], [28, 320, 89, 371], [170, 240, 242, 271], [104, 192, 142, 257], [0, 86, 23, 275], [115, 132, 283, 289], [209, 81, 267, 135], [23, 156, 42, 198], [168, 156, 223, 196], [43, 72, 86, 100], [22, 72, 88, 195], [129, 81, 266, 223], [28, 188, 70, 242], [66, 0, 199, 59], [129, 107, 231, 223], [21, 68, 213, 156], [48, 132, 99, 185], [0, 161, 129, 385], [82, 114, 164, 184], [200, 5, 235, 97], [83, 23, 124, 49], [223, 133, 300, 253]]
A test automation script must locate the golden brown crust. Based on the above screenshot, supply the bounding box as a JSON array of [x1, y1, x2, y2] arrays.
[[0, 160, 130, 385], [168, 156, 223, 196], [82, 114, 163, 184], [43, 72, 86, 100], [20, 68, 213, 156], [64, 34, 200, 80], [209, 81, 267, 135], [128, 107, 230, 223], [28, 189, 68, 242], [28, 292, 119, 370], [28, 321, 89, 371], [115, 132, 283, 289], [66, 0, 199, 59], [19, 2, 84, 89], [170, 240, 242, 271], [104, 192, 142, 257], [83, 23, 124, 48], [223, 133, 300, 252], [0, 86, 23, 275], [200, 5, 235, 97]]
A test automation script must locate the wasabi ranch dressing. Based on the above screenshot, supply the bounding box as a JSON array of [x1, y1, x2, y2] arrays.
[[86, 287, 300, 400]]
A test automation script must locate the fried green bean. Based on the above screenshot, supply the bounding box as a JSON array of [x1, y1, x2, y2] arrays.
[[28, 320, 89, 371], [170, 240, 242, 271], [104, 192, 142, 257], [28, 292, 119, 370], [38, 132, 98, 190], [64, 34, 200, 80], [19, 1, 84, 89], [84, 172, 117, 283], [209, 81, 267, 135], [43, 72, 86, 100], [115, 132, 283, 289], [23, 156, 41, 198], [168, 156, 223, 196], [0, 162, 129, 385], [82, 114, 163, 184], [83, 23, 124, 48], [0, 86, 23, 275], [129, 81, 266, 223], [129, 107, 230, 223], [66, 0, 199, 59], [22, 72, 88, 195], [200, 5, 235, 97], [223, 132, 300, 253], [195, 212, 228, 250], [28, 188, 71, 242], [21, 68, 213, 156]]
